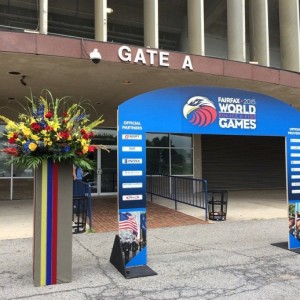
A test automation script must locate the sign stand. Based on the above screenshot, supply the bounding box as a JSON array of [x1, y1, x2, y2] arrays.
[[110, 235, 157, 279]]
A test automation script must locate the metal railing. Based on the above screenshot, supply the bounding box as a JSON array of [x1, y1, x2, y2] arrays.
[[73, 180, 92, 232], [147, 174, 208, 220]]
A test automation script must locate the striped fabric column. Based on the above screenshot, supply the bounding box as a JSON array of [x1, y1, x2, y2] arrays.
[[33, 159, 72, 286]]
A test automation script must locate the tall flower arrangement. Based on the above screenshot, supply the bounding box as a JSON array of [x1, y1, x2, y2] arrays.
[[0, 90, 105, 169]]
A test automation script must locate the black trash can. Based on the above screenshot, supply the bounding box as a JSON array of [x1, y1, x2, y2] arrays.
[[207, 190, 228, 221], [72, 196, 88, 234]]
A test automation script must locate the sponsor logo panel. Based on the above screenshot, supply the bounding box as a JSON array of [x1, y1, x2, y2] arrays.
[[122, 194, 143, 201], [122, 134, 142, 140], [122, 170, 143, 176], [122, 146, 143, 152], [122, 182, 143, 188], [122, 158, 143, 164]]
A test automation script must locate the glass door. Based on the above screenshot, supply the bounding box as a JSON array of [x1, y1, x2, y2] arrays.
[[99, 147, 117, 195], [84, 146, 117, 195]]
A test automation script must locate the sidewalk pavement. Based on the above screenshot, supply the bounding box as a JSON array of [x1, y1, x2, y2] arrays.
[[0, 189, 287, 240], [1, 218, 299, 300]]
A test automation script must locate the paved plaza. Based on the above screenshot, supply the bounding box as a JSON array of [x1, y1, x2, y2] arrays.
[[0, 189, 296, 299], [0, 218, 299, 299]]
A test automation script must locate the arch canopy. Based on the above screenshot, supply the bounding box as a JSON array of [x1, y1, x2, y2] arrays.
[[119, 86, 299, 136], [114, 86, 300, 275]]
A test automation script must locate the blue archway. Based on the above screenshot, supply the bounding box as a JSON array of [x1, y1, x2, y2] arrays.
[[113, 86, 300, 276]]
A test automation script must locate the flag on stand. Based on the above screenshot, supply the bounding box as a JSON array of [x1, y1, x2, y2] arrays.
[[119, 212, 139, 236]]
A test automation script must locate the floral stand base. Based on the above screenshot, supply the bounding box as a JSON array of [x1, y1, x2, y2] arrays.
[[33, 159, 73, 286]]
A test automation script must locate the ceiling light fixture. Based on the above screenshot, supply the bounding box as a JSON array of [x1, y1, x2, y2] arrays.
[[20, 76, 27, 86], [8, 71, 21, 75], [122, 80, 132, 84]]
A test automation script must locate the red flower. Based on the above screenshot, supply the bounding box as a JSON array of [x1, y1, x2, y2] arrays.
[[59, 131, 70, 139], [45, 125, 53, 131], [88, 132, 94, 138], [76, 151, 83, 156], [80, 129, 86, 135], [1, 147, 18, 156], [45, 111, 52, 118], [8, 138, 16, 144], [82, 133, 89, 140], [88, 145, 96, 152], [30, 123, 41, 132], [63, 112, 68, 117], [8, 132, 18, 143]]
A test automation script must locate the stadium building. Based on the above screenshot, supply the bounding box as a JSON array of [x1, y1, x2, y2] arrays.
[[0, 0, 300, 201]]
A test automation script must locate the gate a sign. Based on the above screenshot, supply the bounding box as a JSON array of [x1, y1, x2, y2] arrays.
[[110, 86, 300, 278]]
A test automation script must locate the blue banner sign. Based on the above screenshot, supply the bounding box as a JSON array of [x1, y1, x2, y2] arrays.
[[286, 135, 300, 248]]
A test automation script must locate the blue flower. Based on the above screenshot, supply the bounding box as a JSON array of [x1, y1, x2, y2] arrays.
[[39, 119, 47, 129], [32, 104, 45, 118], [23, 141, 32, 153], [62, 145, 71, 153], [75, 114, 87, 122]]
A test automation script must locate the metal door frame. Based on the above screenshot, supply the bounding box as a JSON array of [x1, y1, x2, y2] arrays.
[[93, 145, 117, 196]]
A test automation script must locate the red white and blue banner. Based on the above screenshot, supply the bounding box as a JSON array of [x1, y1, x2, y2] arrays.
[[118, 85, 300, 267]]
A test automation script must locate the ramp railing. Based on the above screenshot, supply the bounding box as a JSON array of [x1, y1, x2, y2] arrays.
[[146, 174, 208, 220], [73, 180, 92, 232]]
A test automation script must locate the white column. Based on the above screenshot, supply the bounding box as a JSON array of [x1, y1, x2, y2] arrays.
[[227, 0, 246, 62], [95, 0, 107, 42], [279, 0, 300, 72], [188, 0, 205, 55], [39, 0, 48, 34], [144, 0, 159, 48], [249, 0, 269, 66]]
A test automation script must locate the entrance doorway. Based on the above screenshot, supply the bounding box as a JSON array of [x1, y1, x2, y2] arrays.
[[86, 146, 117, 195]]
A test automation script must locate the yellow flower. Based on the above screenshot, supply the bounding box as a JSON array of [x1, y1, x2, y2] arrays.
[[0, 116, 18, 130], [41, 130, 49, 136], [7, 132, 15, 138], [6, 121, 18, 131], [29, 142, 37, 151], [43, 137, 52, 146], [48, 121, 60, 131], [31, 134, 40, 141], [22, 127, 31, 137], [82, 145, 89, 154], [80, 139, 88, 146]]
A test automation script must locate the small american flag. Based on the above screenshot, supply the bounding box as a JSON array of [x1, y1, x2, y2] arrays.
[[119, 212, 138, 235]]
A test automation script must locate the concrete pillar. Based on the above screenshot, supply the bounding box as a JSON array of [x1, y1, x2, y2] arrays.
[[249, 0, 269, 66], [144, 0, 159, 48], [95, 0, 107, 42], [279, 0, 300, 72], [193, 135, 203, 179], [187, 0, 205, 55], [39, 0, 48, 34], [227, 0, 246, 62]]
